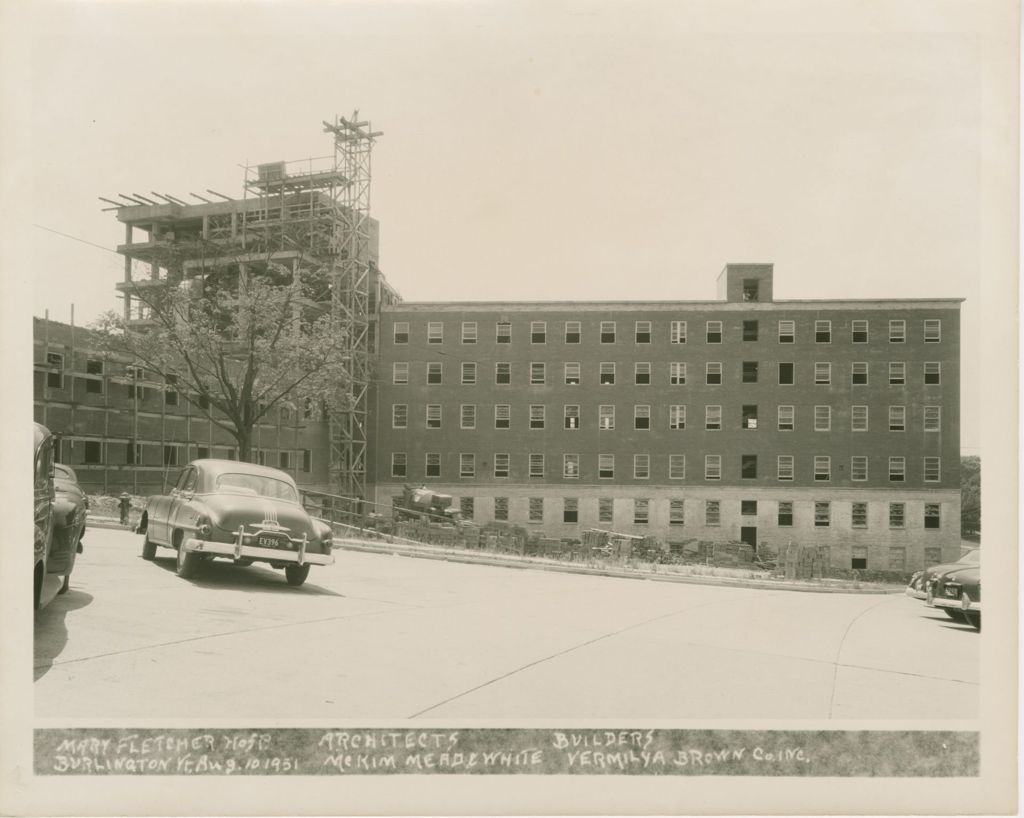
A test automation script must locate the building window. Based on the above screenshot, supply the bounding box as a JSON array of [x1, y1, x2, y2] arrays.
[[634, 362, 651, 385], [494, 497, 509, 521], [460, 404, 476, 429], [851, 502, 868, 528], [669, 405, 686, 430], [669, 362, 686, 385], [529, 497, 544, 522], [425, 453, 441, 477], [462, 322, 477, 344], [886, 361, 905, 385], [669, 499, 685, 526], [850, 456, 868, 481], [706, 321, 723, 343], [777, 455, 794, 481], [634, 405, 651, 430], [705, 404, 722, 431], [888, 456, 906, 482], [778, 362, 794, 385], [889, 502, 905, 528], [599, 405, 615, 430], [924, 457, 941, 482], [669, 454, 686, 479], [496, 322, 512, 343], [924, 503, 941, 529], [670, 320, 687, 344], [302, 449, 312, 472], [742, 320, 758, 341], [495, 404, 511, 429], [598, 453, 614, 479], [392, 404, 408, 429], [851, 362, 868, 385], [889, 320, 906, 343], [814, 501, 831, 527], [427, 362, 442, 384], [564, 497, 579, 523], [426, 404, 442, 429], [851, 320, 868, 343], [741, 404, 758, 429], [391, 452, 407, 478], [529, 453, 545, 478], [925, 546, 942, 564], [531, 321, 546, 344], [564, 404, 580, 430], [164, 374, 179, 406], [393, 322, 409, 344], [635, 321, 651, 344], [529, 404, 545, 429], [495, 362, 511, 385], [530, 362, 545, 385], [778, 320, 795, 343], [460, 496, 475, 519], [741, 361, 758, 383], [593, 362, 615, 387], [163, 444, 179, 467], [924, 406, 941, 432], [462, 362, 477, 384], [924, 362, 941, 385], [851, 545, 868, 570], [705, 500, 721, 526], [742, 279, 760, 301], [256, 450, 267, 466], [741, 500, 757, 516], [565, 321, 581, 343], [82, 439, 102, 464], [85, 361, 104, 392], [634, 454, 650, 479], [814, 405, 831, 431], [459, 453, 475, 478], [706, 362, 722, 385], [923, 319, 941, 343], [704, 455, 722, 481], [634, 498, 649, 525], [565, 362, 581, 385], [493, 453, 510, 478], [889, 405, 906, 431], [777, 405, 794, 431], [814, 456, 831, 481], [427, 322, 443, 344], [741, 455, 757, 479], [814, 362, 831, 385], [815, 320, 831, 343], [598, 497, 614, 523], [393, 362, 409, 384], [777, 501, 793, 526], [563, 454, 580, 479], [888, 547, 906, 571], [600, 321, 616, 343]]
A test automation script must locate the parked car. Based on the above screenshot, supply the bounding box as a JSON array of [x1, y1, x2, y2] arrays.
[[928, 566, 981, 630], [33, 424, 87, 609], [906, 548, 980, 601], [137, 459, 334, 587]]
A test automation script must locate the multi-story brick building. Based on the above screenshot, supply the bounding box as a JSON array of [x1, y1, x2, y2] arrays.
[[370, 264, 962, 572]]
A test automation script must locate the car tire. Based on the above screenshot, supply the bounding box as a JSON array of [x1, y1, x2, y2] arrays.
[[942, 609, 966, 622], [142, 534, 157, 561], [964, 611, 981, 631], [284, 564, 311, 587], [176, 543, 201, 579]]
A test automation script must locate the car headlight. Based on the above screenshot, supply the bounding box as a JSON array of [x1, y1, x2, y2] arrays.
[[195, 515, 212, 538]]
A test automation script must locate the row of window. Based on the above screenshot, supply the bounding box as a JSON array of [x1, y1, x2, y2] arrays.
[[390, 452, 943, 482], [449, 494, 942, 533], [390, 402, 943, 432], [393, 319, 945, 346], [392, 360, 945, 386], [55, 438, 314, 471]]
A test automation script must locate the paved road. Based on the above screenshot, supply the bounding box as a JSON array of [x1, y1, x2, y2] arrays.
[[34, 529, 978, 720]]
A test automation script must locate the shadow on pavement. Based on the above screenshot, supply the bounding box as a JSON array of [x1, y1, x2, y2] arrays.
[[148, 555, 343, 597], [34, 589, 94, 681]]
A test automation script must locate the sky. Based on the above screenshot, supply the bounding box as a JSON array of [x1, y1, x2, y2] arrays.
[[15, 0, 1013, 454]]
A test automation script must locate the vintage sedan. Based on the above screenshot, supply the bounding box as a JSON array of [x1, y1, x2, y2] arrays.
[[905, 548, 979, 601], [928, 566, 981, 631], [138, 459, 334, 586], [51, 463, 88, 594]]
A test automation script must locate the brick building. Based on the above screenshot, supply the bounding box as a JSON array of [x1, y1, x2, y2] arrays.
[[370, 264, 962, 572]]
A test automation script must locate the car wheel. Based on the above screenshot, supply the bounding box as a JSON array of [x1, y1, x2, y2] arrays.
[[284, 564, 311, 587], [142, 533, 157, 561], [58, 573, 71, 595], [964, 611, 981, 631], [942, 609, 966, 622], [176, 542, 201, 579]]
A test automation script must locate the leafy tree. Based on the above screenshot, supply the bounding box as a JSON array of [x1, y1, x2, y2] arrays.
[[960, 455, 980, 534], [91, 263, 351, 463]]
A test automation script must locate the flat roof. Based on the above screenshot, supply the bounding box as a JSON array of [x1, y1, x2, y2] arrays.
[[383, 298, 964, 313]]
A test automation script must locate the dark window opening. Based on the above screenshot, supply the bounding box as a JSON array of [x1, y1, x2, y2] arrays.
[[851, 558, 867, 570], [778, 363, 794, 385], [741, 455, 758, 479], [83, 441, 101, 464], [742, 405, 758, 429], [741, 500, 757, 515], [742, 361, 758, 383], [742, 320, 759, 340], [742, 280, 760, 302]]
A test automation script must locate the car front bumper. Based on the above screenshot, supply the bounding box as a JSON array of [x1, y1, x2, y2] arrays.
[[183, 537, 334, 566], [905, 586, 927, 600], [928, 590, 981, 613]]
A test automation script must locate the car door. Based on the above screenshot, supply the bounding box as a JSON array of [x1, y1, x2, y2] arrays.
[[166, 466, 198, 544]]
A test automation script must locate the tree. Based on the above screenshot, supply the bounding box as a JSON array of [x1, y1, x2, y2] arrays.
[[91, 262, 351, 463], [960, 455, 981, 535]]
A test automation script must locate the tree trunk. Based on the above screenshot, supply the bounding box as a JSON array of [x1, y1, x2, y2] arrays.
[[235, 427, 254, 463]]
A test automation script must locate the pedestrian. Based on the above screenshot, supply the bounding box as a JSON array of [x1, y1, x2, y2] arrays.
[[118, 492, 131, 526]]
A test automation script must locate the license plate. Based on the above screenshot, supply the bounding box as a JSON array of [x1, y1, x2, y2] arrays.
[[257, 533, 288, 549], [944, 586, 960, 598]]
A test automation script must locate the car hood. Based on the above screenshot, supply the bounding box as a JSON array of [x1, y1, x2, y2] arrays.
[[924, 559, 979, 582], [200, 494, 318, 538]]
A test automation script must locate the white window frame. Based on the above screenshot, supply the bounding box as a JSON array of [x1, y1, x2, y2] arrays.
[[777, 455, 794, 481], [669, 404, 686, 430], [923, 319, 941, 343], [704, 455, 722, 481], [705, 404, 722, 431], [634, 454, 650, 479], [529, 453, 545, 478], [598, 454, 614, 479], [888, 456, 906, 482], [706, 321, 723, 343], [459, 453, 475, 479], [461, 321, 478, 344], [425, 404, 442, 429], [599, 405, 615, 430], [563, 454, 580, 479], [814, 455, 831, 481], [778, 320, 795, 343], [494, 404, 511, 429], [635, 321, 652, 344], [851, 456, 868, 481], [851, 405, 869, 432], [392, 404, 408, 429], [460, 404, 477, 430], [669, 362, 686, 385], [706, 362, 723, 384], [427, 322, 443, 344], [634, 361, 652, 385], [669, 454, 686, 480], [889, 319, 906, 343], [923, 406, 941, 432], [493, 453, 510, 478], [461, 362, 477, 384], [565, 362, 581, 385], [924, 457, 941, 482], [392, 362, 409, 384], [670, 320, 687, 344], [814, 405, 831, 432], [889, 405, 906, 432], [777, 405, 794, 431], [530, 321, 547, 344], [814, 362, 831, 385], [530, 362, 545, 385]]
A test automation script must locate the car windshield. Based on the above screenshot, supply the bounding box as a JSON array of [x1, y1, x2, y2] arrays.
[[215, 473, 299, 503], [54, 464, 76, 481]]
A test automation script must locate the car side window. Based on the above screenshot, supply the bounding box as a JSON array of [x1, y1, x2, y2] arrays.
[[176, 468, 195, 492], [181, 468, 198, 493], [35, 440, 53, 492]]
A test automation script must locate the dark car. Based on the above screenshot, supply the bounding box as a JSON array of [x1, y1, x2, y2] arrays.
[[928, 566, 981, 630], [138, 459, 334, 587], [906, 548, 979, 601], [50, 463, 88, 594]]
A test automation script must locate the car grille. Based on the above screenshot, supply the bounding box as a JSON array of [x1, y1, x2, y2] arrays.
[[943, 584, 962, 599]]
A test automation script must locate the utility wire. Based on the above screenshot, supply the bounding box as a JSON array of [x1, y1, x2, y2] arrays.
[[33, 223, 123, 256]]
